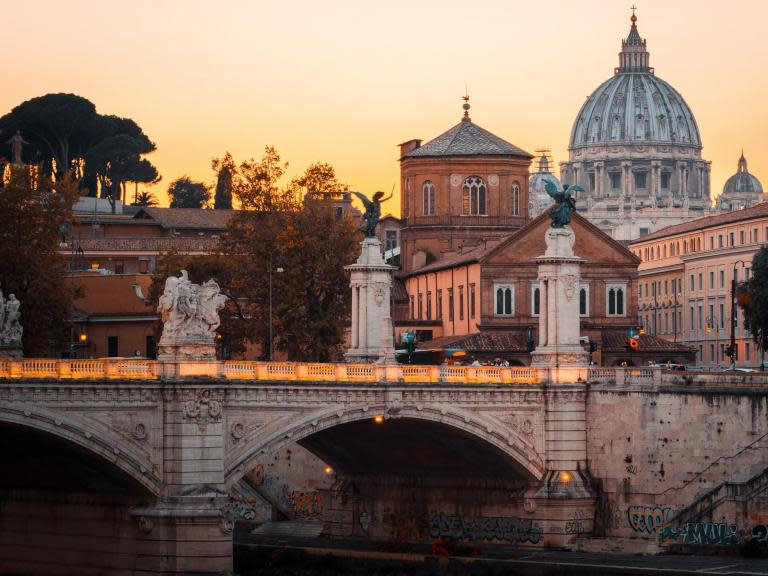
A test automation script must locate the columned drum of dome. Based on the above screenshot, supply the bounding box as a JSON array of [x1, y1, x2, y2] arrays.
[[560, 11, 713, 242]]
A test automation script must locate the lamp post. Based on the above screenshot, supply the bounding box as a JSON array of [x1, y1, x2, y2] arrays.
[[267, 255, 284, 361], [729, 260, 747, 370]]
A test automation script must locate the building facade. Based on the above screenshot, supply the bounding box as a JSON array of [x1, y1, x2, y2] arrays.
[[398, 100, 533, 274], [560, 11, 713, 242], [630, 202, 768, 367]]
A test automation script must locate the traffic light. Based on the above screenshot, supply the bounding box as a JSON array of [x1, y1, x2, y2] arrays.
[[724, 344, 738, 360]]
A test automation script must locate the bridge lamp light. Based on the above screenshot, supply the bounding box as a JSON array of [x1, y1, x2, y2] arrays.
[[323, 466, 334, 475], [79, 333, 88, 343], [373, 415, 385, 425], [559, 471, 573, 484]]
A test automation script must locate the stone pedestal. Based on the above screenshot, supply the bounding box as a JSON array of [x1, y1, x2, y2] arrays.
[[0, 344, 22, 359], [530, 227, 589, 368], [345, 237, 397, 364]]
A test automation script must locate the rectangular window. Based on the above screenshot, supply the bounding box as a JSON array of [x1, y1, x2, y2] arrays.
[[494, 284, 515, 316], [385, 230, 398, 251], [709, 237, 714, 250], [448, 289, 454, 321], [532, 284, 540, 316], [639, 227, 649, 237], [690, 274, 695, 291], [719, 302, 724, 329], [745, 268, 751, 281], [698, 305, 703, 332], [719, 269, 725, 289], [718, 235, 723, 248], [458, 285, 464, 321], [417, 294, 423, 320], [690, 305, 695, 334], [661, 172, 670, 189], [470, 284, 476, 319], [698, 273, 703, 290], [145, 335, 155, 359], [606, 284, 626, 316], [746, 342, 751, 361], [139, 259, 149, 274], [437, 290, 443, 320], [588, 172, 595, 190], [709, 271, 714, 289], [729, 232, 735, 246], [710, 344, 715, 363], [610, 172, 621, 190], [115, 262, 125, 274], [426, 291, 432, 320], [107, 336, 119, 358], [753, 228, 758, 243], [634, 172, 647, 189], [740, 230, 745, 245]]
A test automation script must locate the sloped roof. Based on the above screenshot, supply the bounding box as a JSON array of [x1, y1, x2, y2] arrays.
[[601, 332, 695, 353], [633, 202, 768, 243], [403, 119, 532, 159], [133, 207, 234, 230], [418, 332, 528, 353]]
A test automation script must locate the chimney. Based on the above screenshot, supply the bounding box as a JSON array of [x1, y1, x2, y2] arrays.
[[399, 139, 422, 158]]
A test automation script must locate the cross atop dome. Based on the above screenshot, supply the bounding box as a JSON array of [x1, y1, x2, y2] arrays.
[[617, 7, 653, 74]]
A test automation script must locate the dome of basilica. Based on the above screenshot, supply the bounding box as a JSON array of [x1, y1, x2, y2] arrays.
[[723, 153, 763, 195], [569, 14, 701, 149]]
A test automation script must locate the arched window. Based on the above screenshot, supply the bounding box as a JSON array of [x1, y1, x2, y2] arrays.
[[607, 284, 626, 316], [531, 284, 540, 316], [579, 285, 589, 316], [511, 181, 521, 216], [462, 176, 487, 215], [422, 180, 435, 215], [494, 284, 514, 316]]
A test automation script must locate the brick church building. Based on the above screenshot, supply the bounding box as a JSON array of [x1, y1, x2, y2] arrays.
[[395, 100, 694, 366]]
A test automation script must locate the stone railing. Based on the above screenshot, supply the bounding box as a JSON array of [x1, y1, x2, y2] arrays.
[[0, 359, 723, 387]]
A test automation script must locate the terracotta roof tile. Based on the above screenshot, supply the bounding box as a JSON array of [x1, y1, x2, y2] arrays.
[[418, 331, 528, 353], [134, 207, 234, 230], [403, 120, 533, 159], [601, 331, 695, 353]]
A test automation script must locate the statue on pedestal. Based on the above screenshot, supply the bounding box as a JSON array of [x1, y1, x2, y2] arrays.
[[0, 288, 23, 357], [6, 131, 29, 165], [353, 190, 393, 237], [157, 270, 227, 359], [545, 181, 582, 228]]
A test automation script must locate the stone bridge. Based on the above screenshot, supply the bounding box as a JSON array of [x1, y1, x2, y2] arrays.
[[1, 359, 766, 575]]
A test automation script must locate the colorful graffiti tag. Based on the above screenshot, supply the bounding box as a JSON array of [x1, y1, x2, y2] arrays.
[[627, 504, 674, 534], [428, 514, 542, 544], [659, 522, 740, 546]]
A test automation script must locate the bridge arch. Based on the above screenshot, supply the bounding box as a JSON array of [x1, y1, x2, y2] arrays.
[[0, 403, 162, 496], [225, 403, 545, 488]]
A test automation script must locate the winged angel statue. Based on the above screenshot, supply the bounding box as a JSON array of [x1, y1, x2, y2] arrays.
[[544, 181, 583, 228], [352, 190, 393, 237]]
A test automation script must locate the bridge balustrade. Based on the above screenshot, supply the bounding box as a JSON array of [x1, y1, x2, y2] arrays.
[[0, 358, 664, 386]]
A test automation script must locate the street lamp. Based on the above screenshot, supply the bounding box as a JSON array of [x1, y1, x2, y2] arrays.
[[268, 258, 284, 361], [729, 260, 747, 370]]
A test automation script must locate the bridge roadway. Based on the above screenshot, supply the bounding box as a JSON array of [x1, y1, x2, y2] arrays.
[[0, 359, 764, 575]]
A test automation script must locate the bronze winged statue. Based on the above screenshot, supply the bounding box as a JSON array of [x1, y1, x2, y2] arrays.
[[544, 181, 583, 228], [352, 190, 393, 237]]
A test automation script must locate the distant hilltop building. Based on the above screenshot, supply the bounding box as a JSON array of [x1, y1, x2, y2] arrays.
[[528, 150, 559, 218], [560, 10, 713, 242], [715, 152, 765, 211]]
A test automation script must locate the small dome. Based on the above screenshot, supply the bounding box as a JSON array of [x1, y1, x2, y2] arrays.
[[723, 153, 763, 195]]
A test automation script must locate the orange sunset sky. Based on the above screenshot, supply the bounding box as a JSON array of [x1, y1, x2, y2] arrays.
[[2, 0, 766, 215]]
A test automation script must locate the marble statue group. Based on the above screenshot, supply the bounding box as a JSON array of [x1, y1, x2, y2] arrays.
[[158, 270, 227, 344], [0, 288, 22, 347]]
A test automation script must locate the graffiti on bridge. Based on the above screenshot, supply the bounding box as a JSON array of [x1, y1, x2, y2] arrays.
[[289, 490, 323, 516], [627, 504, 674, 534], [428, 513, 543, 544], [659, 522, 740, 546], [565, 509, 589, 535]]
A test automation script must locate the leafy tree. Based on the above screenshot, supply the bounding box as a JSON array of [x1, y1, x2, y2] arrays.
[[233, 146, 297, 212], [220, 156, 358, 360], [0, 94, 159, 201], [290, 162, 347, 198], [211, 152, 235, 210], [168, 176, 211, 208], [0, 164, 80, 355], [737, 246, 768, 369], [133, 191, 158, 207], [0, 94, 97, 177]]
